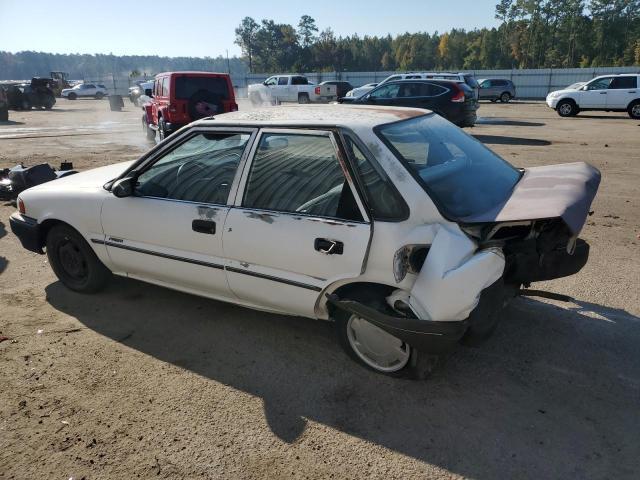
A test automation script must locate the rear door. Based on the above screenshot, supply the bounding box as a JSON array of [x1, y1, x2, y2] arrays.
[[222, 129, 371, 317], [606, 76, 638, 109]]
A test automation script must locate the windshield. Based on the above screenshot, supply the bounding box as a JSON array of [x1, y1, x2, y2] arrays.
[[376, 114, 521, 218]]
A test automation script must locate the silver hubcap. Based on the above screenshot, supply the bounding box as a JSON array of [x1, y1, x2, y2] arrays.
[[632, 104, 640, 117], [559, 103, 572, 115], [501, 94, 509, 102], [346, 315, 411, 373]]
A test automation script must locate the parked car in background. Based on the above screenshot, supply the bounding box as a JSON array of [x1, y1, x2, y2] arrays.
[[340, 79, 478, 127], [547, 74, 640, 118], [129, 81, 154, 106], [248, 75, 337, 105], [142, 71, 237, 141], [478, 78, 516, 102], [344, 83, 378, 98], [10, 104, 600, 377], [347, 72, 480, 100], [319, 80, 353, 98], [0, 86, 8, 121], [62, 83, 108, 100]]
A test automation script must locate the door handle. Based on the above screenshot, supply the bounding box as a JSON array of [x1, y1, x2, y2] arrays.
[[314, 238, 343, 255], [599, 92, 607, 94], [192, 219, 216, 234], [629, 91, 637, 93]]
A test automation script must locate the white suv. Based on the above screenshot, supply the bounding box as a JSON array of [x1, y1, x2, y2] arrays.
[[546, 74, 640, 119], [61, 83, 109, 100]]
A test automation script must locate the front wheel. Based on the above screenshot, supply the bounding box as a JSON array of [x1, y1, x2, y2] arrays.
[[95, 92, 104, 100], [628, 100, 640, 119], [557, 100, 578, 117], [46, 224, 112, 293], [67, 92, 77, 100]]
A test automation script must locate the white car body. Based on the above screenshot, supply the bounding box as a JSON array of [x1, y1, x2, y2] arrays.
[[10, 105, 600, 375], [546, 74, 640, 116], [61, 83, 108, 99], [248, 75, 337, 104], [345, 83, 378, 98]]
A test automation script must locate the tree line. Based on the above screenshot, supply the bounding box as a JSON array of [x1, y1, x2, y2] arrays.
[[235, 1, 640, 72], [1, 1, 638, 81], [0, 51, 248, 81]]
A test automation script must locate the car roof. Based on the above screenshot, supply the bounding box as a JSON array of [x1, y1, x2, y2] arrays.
[[196, 104, 430, 128], [155, 71, 230, 77]]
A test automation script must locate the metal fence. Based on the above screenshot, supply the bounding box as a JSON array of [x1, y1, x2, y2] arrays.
[[232, 66, 640, 99]]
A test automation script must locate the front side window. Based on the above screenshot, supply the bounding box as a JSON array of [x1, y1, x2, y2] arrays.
[[243, 133, 363, 221], [264, 77, 277, 86], [609, 76, 637, 89], [278, 77, 289, 85], [369, 84, 400, 99], [376, 114, 521, 219], [587, 77, 613, 90], [136, 132, 250, 204]]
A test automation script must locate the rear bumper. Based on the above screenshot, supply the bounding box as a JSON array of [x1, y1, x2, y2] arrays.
[[327, 294, 468, 353], [9, 213, 43, 253]]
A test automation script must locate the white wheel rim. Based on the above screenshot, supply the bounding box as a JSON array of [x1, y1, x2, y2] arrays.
[[632, 105, 640, 116], [346, 315, 411, 373]]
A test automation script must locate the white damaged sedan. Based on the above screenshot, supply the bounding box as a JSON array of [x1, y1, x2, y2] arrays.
[[10, 105, 600, 377]]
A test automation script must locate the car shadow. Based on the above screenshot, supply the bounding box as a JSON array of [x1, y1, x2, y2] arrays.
[[475, 118, 545, 127], [574, 114, 633, 120], [472, 134, 551, 146], [44, 277, 640, 479], [0, 120, 25, 126], [0, 220, 6, 240]]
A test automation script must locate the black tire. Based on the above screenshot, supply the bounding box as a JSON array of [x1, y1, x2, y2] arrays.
[[22, 99, 31, 110], [46, 224, 111, 293], [500, 92, 511, 103], [628, 100, 640, 119], [68, 92, 77, 100], [556, 99, 578, 117], [0, 107, 8, 122], [44, 96, 55, 110], [490, 98, 498, 103], [142, 114, 155, 141], [95, 92, 104, 100], [158, 116, 167, 141], [249, 92, 261, 107], [298, 93, 310, 104]]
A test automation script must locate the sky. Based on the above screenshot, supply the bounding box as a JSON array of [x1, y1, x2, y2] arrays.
[[0, 0, 500, 58]]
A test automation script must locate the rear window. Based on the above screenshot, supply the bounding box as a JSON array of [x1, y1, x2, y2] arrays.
[[376, 114, 521, 219], [175, 76, 230, 100]]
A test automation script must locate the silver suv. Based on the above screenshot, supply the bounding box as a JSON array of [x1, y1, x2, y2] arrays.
[[478, 78, 516, 102]]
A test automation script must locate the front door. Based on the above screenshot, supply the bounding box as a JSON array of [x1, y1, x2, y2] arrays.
[[580, 77, 613, 108], [606, 76, 638, 109], [223, 129, 371, 317], [366, 83, 402, 107], [100, 128, 255, 299]]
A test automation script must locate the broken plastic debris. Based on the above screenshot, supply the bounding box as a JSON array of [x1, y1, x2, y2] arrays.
[[37, 329, 44, 335], [61, 420, 69, 425]]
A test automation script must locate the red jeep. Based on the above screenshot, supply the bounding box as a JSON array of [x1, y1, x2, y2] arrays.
[[142, 71, 237, 141]]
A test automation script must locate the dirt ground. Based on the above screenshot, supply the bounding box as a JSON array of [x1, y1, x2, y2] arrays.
[[1, 98, 639, 480]]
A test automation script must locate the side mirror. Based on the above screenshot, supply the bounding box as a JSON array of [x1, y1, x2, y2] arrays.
[[112, 177, 135, 198], [144, 88, 152, 97]]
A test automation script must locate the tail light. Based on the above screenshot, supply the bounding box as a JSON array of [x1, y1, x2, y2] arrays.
[[17, 197, 25, 215], [451, 85, 465, 103], [315, 86, 321, 95]]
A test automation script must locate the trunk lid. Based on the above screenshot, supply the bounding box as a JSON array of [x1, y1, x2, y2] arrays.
[[461, 162, 600, 235]]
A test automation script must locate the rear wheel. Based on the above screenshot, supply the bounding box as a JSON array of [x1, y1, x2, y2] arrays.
[[500, 92, 511, 103], [628, 100, 640, 119], [142, 114, 155, 141], [557, 99, 578, 117], [158, 116, 168, 141], [298, 93, 310, 104], [46, 224, 111, 293]]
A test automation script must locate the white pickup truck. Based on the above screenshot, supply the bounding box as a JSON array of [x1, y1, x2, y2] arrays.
[[248, 75, 337, 105]]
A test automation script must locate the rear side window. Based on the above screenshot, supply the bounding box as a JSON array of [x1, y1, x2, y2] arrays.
[[243, 134, 362, 221], [344, 134, 408, 221], [291, 76, 309, 85], [609, 77, 637, 89], [175, 76, 230, 100], [161, 77, 169, 96]]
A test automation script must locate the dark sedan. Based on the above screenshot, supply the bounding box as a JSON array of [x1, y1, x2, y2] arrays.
[[320, 80, 354, 99], [339, 79, 478, 127]]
